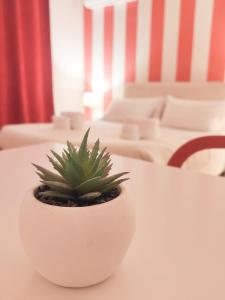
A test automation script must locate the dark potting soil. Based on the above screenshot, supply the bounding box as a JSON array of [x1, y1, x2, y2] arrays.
[[34, 185, 120, 207]]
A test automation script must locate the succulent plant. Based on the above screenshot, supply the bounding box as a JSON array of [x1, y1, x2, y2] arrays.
[[33, 129, 129, 203]]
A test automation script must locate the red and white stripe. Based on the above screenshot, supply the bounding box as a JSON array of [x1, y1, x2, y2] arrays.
[[191, 0, 214, 81], [83, 0, 225, 116], [162, 0, 180, 81], [208, 0, 225, 81], [112, 3, 126, 99], [136, 0, 152, 83], [104, 6, 114, 111], [84, 7, 93, 119]]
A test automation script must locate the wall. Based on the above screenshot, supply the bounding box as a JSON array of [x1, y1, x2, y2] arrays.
[[49, 0, 84, 114], [50, 0, 225, 115]]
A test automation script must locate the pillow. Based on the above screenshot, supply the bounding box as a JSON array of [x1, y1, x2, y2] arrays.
[[125, 117, 160, 139], [103, 97, 164, 122], [161, 95, 225, 131]]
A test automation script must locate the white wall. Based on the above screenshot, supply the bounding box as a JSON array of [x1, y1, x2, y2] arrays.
[[49, 0, 84, 115]]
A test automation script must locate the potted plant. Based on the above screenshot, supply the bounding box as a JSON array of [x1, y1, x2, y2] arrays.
[[19, 129, 135, 288]]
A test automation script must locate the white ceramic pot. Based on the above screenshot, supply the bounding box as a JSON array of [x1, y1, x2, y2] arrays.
[[19, 186, 135, 288]]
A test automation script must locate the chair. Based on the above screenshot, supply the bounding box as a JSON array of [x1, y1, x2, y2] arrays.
[[168, 136, 225, 168]]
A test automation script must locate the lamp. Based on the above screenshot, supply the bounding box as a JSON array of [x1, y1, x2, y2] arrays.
[[84, 0, 136, 9]]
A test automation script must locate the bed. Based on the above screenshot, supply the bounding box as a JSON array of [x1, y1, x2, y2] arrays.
[[1, 83, 225, 175]]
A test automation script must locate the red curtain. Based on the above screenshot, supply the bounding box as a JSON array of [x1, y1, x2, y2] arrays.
[[0, 0, 54, 127]]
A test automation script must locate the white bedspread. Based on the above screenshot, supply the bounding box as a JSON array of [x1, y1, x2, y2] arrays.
[[1, 121, 225, 175]]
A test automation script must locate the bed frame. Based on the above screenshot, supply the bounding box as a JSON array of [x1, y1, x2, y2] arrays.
[[124, 83, 225, 100]]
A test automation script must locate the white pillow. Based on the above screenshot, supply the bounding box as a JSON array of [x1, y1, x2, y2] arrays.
[[161, 95, 225, 131], [103, 97, 164, 122], [125, 117, 160, 139]]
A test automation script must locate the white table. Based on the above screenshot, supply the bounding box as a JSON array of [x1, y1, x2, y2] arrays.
[[1, 143, 225, 300]]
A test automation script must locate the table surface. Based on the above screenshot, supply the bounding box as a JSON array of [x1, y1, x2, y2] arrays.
[[1, 143, 225, 300]]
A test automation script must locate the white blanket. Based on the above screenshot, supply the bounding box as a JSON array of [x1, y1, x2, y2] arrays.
[[1, 121, 225, 175]]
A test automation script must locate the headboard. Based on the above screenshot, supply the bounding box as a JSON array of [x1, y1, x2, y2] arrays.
[[124, 83, 225, 100]]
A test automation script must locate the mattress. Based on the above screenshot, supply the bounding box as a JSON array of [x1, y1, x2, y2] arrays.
[[1, 121, 225, 175]]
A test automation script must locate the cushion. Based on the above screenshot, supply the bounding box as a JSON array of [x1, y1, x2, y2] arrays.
[[123, 117, 160, 139], [52, 115, 71, 130], [161, 95, 225, 131], [61, 112, 84, 130], [103, 97, 164, 122], [121, 123, 140, 140]]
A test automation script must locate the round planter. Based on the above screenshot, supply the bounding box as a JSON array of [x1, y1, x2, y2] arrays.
[[19, 185, 135, 288]]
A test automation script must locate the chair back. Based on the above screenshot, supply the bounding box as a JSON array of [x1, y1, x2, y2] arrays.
[[168, 136, 225, 168]]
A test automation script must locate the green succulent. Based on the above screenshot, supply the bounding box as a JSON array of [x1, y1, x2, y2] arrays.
[[33, 129, 129, 203]]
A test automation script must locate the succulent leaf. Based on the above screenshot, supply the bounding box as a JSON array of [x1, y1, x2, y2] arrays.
[[95, 159, 112, 177], [33, 164, 66, 183], [88, 147, 107, 177], [67, 141, 75, 154], [50, 150, 65, 167], [75, 176, 102, 194], [89, 139, 100, 168], [78, 128, 90, 163], [79, 192, 101, 200], [47, 155, 66, 177], [99, 172, 129, 186], [100, 178, 129, 193], [41, 181, 74, 195], [69, 156, 85, 178], [39, 191, 74, 200], [64, 160, 83, 186]]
